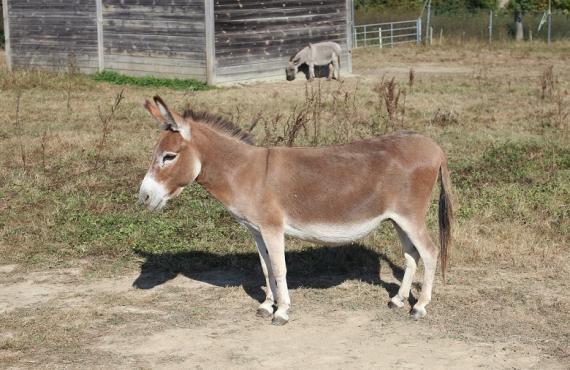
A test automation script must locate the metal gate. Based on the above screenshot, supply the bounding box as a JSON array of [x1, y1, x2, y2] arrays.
[[353, 19, 422, 48]]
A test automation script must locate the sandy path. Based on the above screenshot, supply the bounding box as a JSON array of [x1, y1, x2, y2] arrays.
[[97, 309, 545, 370], [0, 264, 564, 369]]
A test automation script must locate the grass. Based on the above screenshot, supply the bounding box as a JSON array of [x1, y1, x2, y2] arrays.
[[92, 70, 211, 91], [0, 43, 569, 275]]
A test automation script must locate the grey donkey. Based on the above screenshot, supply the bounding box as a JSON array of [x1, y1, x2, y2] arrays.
[[286, 41, 342, 81]]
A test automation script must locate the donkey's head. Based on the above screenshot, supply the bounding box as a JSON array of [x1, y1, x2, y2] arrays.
[[286, 59, 299, 81], [139, 96, 201, 211]]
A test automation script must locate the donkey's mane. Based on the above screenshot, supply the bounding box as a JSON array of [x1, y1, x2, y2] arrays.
[[183, 109, 253, 145], [289, 48, 303, 62], [289, 43, 309, 61]]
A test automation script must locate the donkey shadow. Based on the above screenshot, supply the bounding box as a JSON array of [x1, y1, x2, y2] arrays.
[[133, 244, 410, 304], [297, 63, 337, 80]]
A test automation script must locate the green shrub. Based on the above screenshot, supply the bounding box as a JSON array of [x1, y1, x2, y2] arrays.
[[92, 70, 211, 91]]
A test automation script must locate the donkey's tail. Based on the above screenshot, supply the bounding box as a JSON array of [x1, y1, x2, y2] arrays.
[[438, 157, 454, 283]]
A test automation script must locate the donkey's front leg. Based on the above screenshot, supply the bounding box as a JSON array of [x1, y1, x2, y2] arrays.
[[308, 63, 315, 81], [251, 230, 276, 318], [260, 227, 290, 325]]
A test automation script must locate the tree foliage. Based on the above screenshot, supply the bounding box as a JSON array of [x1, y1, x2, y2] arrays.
[[355, 0, 498, 12], [507, 0, 570, 12], [354, 0, 422, 11], [355, 0, 569, 12], [432, 0, 498, 13]]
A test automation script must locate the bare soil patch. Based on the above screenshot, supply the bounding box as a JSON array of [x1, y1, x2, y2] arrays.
[[0, 261, 567, 369]]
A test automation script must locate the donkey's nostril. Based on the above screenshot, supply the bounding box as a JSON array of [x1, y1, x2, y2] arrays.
[[139, 191, 150, 205]]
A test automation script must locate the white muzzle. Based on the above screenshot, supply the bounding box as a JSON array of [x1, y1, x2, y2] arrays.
[[139, 174, 169, 211]]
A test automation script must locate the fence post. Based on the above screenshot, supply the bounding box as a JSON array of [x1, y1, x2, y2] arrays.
[[354, 26, 358, 48], [488, 10, 493, 45], [425, 0, 431, 45], [205, 0, 216, 84], [547, 0, 552, 45], [347, 0, 353, 73], [390, 22, 394, 47], [2, 0, 12, 71], [417, 18, 422, 45], [95, 0, 104, 72], [429, 27, 433, 45], [364, 25, 367, 47], [378, 27, 383, 48]]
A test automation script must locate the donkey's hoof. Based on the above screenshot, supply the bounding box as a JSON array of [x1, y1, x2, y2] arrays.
[[271, 316, 289, 326], [256, 307, 273, 319], [388, 297, 405, 309], [410, 307, 427, 320]]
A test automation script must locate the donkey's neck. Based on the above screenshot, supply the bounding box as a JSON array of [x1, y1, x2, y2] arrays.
[[193, 125, 261, 207], [293, 47, 309, 66]]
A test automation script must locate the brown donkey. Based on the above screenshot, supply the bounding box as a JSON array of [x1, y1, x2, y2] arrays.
[[139, 96, 453, 325]]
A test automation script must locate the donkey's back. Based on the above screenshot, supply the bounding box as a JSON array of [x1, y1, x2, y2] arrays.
[[310, 41, 342, 54], [308, 41, 342, 65], [266, 132, 445, 233]]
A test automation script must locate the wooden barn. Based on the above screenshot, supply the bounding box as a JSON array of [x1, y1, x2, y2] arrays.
[[2, 0, 353, 84]]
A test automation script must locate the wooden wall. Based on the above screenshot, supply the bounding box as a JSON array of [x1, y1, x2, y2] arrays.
[[102, 0, 206, 79], [4, 0, 207, 80], [213, 0, 352, 84], [4, 0, 353, 84], [6, 0, 99, 72]]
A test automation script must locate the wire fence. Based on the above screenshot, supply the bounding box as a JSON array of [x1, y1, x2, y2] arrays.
[[430, 11, 569, 43], [353, 19, 421, 48], [354, 7, 570, 46]]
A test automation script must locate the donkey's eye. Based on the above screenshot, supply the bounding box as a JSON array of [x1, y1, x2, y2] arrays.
[[162, 153, 177, 165]]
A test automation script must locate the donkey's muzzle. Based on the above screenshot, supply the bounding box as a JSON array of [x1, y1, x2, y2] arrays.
[[139, 174, 169, 211], [285, 70, 295, 81]]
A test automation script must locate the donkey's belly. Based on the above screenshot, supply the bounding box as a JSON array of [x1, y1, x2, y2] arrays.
[[312, 57, 334, 66], [284, 215, 386, 245]]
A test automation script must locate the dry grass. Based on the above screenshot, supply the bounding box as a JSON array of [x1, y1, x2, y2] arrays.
[[0, 44, 569, 271], [0, 43, 569, 364]]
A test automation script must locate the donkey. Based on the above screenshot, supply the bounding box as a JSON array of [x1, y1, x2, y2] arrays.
[[286, 41, 342, 81], [139, 96, 453, 326]]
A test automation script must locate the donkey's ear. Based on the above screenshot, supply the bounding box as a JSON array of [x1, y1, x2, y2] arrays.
[[143, 97, 177, 130], [144, 96, 191, 139], [143, 99, 163, 122], [152, 96, 178, 131]]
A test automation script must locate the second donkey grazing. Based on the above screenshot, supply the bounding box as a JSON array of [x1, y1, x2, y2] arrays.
[[139, 96, 453, 325], [286, 41, 342, 81]]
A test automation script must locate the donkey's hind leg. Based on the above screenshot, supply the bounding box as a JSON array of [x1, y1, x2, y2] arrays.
[[251, 230, 276, 319], [392, 217, 438, 319], [389, 222, 420, 309], [327, 62, 334, 81], [332, 55, 340, 80]]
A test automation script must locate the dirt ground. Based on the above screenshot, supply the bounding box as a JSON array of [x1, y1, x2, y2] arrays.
[[0, 259, 567, 369]]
